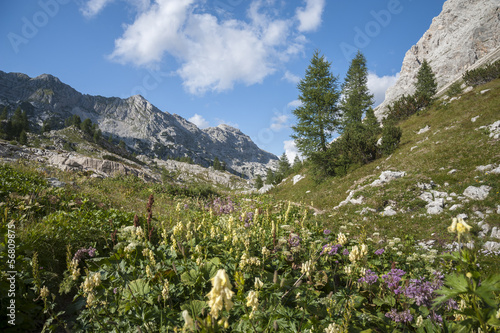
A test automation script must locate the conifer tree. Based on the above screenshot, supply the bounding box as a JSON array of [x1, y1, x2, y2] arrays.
[[278, 153, 291, 175], [415, 59, 437, 100], [293, 155, 302, 170], [363, 107, 380, 136], [291, 50, 340, 157], [340, 50, 374, 130], [254, 175, 263, 189]]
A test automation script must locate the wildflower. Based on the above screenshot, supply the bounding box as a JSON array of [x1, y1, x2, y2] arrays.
[[207, 269, 234, 319], [246, 290, 259, 318], [86, 292, 96, 307], [324, 322, 341, 333], [323, 229, 331, 235], [344, 265, 352, 275], [457, 218, 471, 234], [382, 269, 405, 294], [73, 247, 97, 262], [342, 248, 349, 256], [349, 246, 360, 262], [261, 246, 270, 257], [385, 308, 413, 323], [70, 259, 80, 280], [448, 218, 458, 233], [301, 259, 314, 277], [40, 286, 50, 299], [182, 310, 195, 331], [337, 232, 347, 245], [374, 248, 385, 255], [321, 243, 341, 255], [289, 234, 301, 247], [496, 308, 500, 319], [162, 280, 170, 300], [416, 315, 423, 327], [358, 269, 378, 285], [113, 287, 118, 294], [254, 277, 264, 290]]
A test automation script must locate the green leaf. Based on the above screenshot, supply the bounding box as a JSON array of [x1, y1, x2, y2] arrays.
[[181, 300, 207, 317]]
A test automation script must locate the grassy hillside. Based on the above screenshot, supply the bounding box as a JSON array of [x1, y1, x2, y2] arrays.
[[272, 78, 500, 248]]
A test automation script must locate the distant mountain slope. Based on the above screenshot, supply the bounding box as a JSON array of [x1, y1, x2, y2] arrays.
[[0, 70, 278, 178], [375, 0, 500, 119]]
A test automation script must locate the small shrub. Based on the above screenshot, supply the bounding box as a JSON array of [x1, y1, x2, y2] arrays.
[[446, 81, 463, 97], [380, 123, 402, 156], [463, 60, 500, 86]]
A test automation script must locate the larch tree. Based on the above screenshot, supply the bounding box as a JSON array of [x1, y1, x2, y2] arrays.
[[291, 50, 341, 157], [339, 50, 374, 130]]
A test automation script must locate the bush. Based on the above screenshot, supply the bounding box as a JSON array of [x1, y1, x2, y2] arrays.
[[446, 81, 463, 97], [387, 94, 430, 122], [463, 60, 500, 86], [380, 123, 402, 156]]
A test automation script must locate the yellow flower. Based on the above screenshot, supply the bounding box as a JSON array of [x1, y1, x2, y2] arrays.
[[457, 218, 471, 233], [207, 269, 234, 319], [40, 286, 50, 299], [447, 218, 458, 233], [254, 277, 264, 290], [246, 290, 259, 314], [181, 310, 194, 331], [337, 232, 347, 246]]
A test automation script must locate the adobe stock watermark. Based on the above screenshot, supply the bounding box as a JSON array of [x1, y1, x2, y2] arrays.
[[7, 0, 73, 54], [5, 220, 17, 326], [255, 106, 291, 147], [340, 0, 411, 61]]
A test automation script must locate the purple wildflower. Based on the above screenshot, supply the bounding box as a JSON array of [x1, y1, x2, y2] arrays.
[[73, 247, 97, 262], [288, 235, 301, 247], [374, 248, 385, 255], [184, 204, 189, 210], [323, 229, 331, 235], [404, 271, 444, 307], [382, 268, 406, 294], [385, 309, 413, 323], [358, 269, 379, 285], [342, 248, 349, 256], [321, 243, 341, 255], [113, 288, 118, 294]]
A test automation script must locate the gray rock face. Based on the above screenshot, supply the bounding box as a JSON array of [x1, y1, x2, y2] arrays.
[[375, 0, 500, 119], [0, 71, 278, 178]]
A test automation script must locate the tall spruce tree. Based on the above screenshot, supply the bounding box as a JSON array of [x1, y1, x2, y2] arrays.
[[415, 59, 437, 100], [291, 50, 340, 157], [340, 50, 374, 130]]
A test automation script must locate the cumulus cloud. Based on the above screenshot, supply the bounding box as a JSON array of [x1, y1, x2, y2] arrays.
[[81, 0, 114, 18], [283, 140, 301, 163], [287, 99, 303, 109], [282, 70, 301, 84], [367, 71, 400, 107], [296, 0, 326, 32], [270, 113, 290, 131], [101, 0, 323, 94], [188, 113, 209, 129]]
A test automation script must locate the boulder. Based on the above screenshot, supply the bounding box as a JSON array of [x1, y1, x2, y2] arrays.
[[463, 185, 492, 200]]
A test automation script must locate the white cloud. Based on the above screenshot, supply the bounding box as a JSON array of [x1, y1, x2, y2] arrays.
[[287, 99, 303, 108], [284, 140, 301, 163], [188, 113, 209, 129], [282, 70, 300, 84], [367, 71, 400, 107], [81, 0, 114, 18], [296, 0, 326, 32], [104, 0, 322, 94], [270, 113, 290, 131], [216, 119, 239, 129]]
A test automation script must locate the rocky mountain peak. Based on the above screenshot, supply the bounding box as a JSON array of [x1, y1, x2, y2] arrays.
[[0, 70, 278, 178], [375, 0, 500, 119]]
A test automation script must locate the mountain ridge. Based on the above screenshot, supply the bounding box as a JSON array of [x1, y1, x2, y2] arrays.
[[0, 70, 278, 178]]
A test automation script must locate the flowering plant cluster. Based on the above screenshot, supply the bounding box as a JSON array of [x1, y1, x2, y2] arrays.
[[27, 195, 500, 332]]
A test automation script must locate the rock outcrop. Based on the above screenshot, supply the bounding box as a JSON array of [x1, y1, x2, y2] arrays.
[[375, 0, 500, 119], [0, 71, 278, 178]]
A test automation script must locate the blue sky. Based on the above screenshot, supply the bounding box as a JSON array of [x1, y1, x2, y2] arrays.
[[1, 0, 445, 160]]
